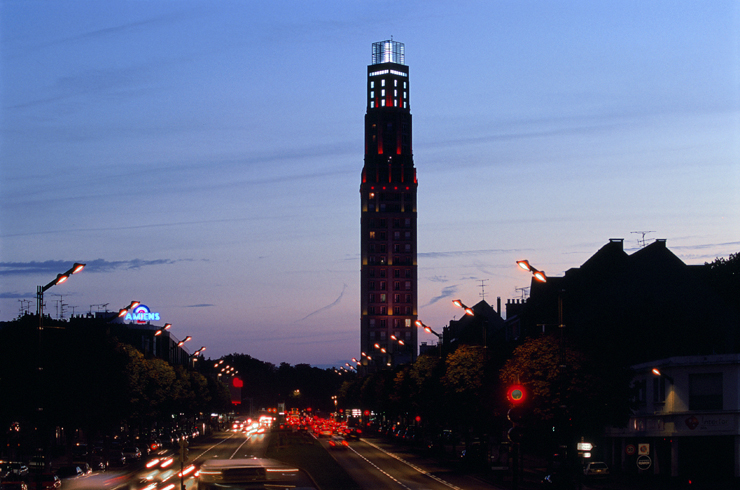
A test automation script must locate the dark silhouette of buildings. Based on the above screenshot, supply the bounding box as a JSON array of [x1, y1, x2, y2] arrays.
[[359, 40, 418, 370], [517, 238, 739, 366]]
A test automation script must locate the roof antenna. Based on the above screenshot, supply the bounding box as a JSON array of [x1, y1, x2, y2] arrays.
[[631, 231, 655, 248], [479, 279, 488, 301]]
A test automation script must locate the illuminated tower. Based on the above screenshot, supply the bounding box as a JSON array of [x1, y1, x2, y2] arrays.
[[360, 40, 417, 370]]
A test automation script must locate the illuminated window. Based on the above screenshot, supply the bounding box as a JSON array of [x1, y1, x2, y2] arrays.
[[381, 79, 385, 87], [404, 102, 407, 108], [381, 99, 386, 107], [370, 91, 374, 98], [381, 89, 385, 96], [403, 81, 407, 88], [370, 81, 374, 88], [369, 231, 375, 239], [379, 294, 386, 302], [394, 79, 397, 87], [371, 101, 375, 108]]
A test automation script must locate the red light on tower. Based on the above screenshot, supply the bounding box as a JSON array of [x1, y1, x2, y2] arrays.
[[506, 384, 526, 404]]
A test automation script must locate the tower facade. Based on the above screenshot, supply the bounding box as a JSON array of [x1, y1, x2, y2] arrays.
[[360, 40, 418, 370]]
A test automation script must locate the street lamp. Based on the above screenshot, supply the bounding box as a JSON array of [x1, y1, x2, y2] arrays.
[[177, 335, 192, 347], [34, 262, 85, 471], [651, 367, 674, 384], [452, 299, 474, 316], [117, 300, 141, 318], [516, 260, 547, 283], [154, 323, 172, 336]]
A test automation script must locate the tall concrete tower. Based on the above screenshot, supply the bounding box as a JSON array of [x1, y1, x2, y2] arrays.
[[359, 40, 417, 370]]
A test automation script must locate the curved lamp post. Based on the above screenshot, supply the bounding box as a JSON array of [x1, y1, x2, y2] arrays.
[[35, 262, 85, 471], [117, 300, 141, 318]]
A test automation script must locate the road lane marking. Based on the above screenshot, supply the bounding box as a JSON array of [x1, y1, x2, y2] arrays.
[[358, 439, 464, 490]]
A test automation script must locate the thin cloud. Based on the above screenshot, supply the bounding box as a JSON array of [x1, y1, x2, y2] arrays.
[[0, 258, 179, 276], [185, 304, 215, 308], [424, 285, 458, 307], [296, 284, 347, 322]]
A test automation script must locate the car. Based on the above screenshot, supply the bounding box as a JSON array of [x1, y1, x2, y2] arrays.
[[105, 450, 126, 468], [328, 433, 349, 449], [583, 461, 609, 478], [0, 482, 29, 490], [56, 465, 84, 479], [24, 473, 61, 490], [122, 446, 142, 462], [196, 458, 319, 490]]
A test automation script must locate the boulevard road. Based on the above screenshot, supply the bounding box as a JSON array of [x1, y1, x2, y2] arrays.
[[318, 436, 501, 490]]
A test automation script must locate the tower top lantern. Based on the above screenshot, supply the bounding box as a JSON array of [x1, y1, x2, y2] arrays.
[[372, 40, 405, 65]]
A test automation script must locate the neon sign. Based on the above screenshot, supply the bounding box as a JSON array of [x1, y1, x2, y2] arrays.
[[125, 304, 161, 324]]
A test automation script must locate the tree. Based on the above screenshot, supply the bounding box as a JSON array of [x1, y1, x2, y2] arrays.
[[500, 334, 632, 438]]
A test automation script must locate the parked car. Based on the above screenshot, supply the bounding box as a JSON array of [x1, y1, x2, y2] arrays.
[[583, 461, 609, 478], [122, 446, 141, 462], [56, 465, 84, 479], [0, 481, 29, 490], [25, 473, 61, 490], [105, 451, 126, 468]]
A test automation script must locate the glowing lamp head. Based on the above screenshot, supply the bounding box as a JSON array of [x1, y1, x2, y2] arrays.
[[70, 263, 86, 274], [533, 270, 547, 283], [55, 274, 69, 286], [516, 260, 532, 272], [506, 384, 527, 405]]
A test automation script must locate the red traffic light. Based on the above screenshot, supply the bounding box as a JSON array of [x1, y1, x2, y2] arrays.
[[506, 384, 526, 404]]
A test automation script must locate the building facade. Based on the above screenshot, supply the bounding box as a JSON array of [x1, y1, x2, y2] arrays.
[[605, 355, 740, 484], [359, 40, 418, 369]]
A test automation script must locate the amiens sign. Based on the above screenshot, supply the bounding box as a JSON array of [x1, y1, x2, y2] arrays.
[[124, 304, 160, 324]]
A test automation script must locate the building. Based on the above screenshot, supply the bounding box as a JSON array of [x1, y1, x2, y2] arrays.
[[359, 40, 418, 369], [519, 238, 740, 367], [605, 354, 740, 484]]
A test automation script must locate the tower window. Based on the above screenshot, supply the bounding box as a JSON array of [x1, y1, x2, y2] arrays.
[[381, 99, 386, 107], [370, 81, 374, 88], [394, 79, 398, 87], [381, 79, 386, 87]]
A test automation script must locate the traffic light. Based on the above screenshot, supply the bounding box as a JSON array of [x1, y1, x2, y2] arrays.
[[506, 384, 526, 405], [506, 384, 528, 444]]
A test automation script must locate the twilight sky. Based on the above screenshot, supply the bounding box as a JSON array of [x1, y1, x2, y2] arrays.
[[1, 0, 738, 368]]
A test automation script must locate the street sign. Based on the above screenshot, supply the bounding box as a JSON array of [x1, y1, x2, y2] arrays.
[[636, 455, 652, 470], [638, 443, 650, 455], [625, 444, 636, 456]]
